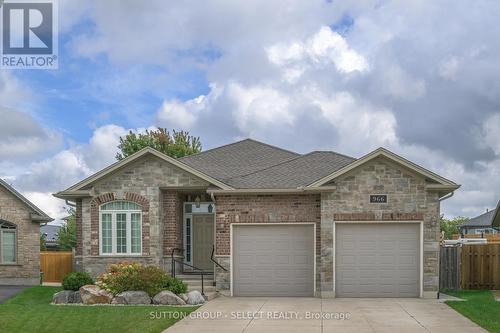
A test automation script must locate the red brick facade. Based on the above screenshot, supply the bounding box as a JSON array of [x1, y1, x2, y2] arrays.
[[162, 191, 183, 254], [89, 192, 150, 256], [214, 194, 321, 256]]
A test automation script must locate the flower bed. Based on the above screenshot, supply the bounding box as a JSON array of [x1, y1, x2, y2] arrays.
[[52, 262, 203, 306]]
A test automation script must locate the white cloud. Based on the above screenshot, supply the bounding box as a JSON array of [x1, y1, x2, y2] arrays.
[[267, 26, 368, 83]]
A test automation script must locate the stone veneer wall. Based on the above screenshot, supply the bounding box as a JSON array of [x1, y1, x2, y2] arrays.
[[213, 194, 321, 296], [0, 186, 40, 285], [320, 156, 440, 298], [75, 155, 208, 277]]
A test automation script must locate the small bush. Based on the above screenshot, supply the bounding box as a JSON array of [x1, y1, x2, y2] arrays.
[[96, 262, 188, 296], [163, 276, 188, 295], [62, 272, 94, 291]]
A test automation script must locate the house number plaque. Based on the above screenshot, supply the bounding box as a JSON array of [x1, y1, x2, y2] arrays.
[[370, 195, 387, 203]]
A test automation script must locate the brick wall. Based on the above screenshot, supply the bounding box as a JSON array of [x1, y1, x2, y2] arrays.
[[214, 194, 321, 256], [162, 191, 183, 254], [0, 186, 40, 285]]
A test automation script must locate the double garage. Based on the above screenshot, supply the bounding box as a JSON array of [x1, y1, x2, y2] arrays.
[[231, 223, 422, 298]]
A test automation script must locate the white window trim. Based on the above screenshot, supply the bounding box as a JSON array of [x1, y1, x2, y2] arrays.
[[99, 204, 142, 256], [0, 228, 17, 264]]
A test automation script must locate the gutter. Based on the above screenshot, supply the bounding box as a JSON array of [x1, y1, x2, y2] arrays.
[[438, 191, 454, 202]]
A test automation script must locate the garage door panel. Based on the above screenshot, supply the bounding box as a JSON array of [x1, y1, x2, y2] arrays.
[[233, 224, 314, 297], [335, 223, 420, 298]]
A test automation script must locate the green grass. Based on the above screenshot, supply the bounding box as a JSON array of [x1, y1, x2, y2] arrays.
[[443, 290, 500, 333], [0, 286, 198, 333]]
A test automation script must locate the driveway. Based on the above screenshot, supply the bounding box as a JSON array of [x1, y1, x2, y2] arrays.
[[0, 286, 28, 304], [164, 297, 487, 333]]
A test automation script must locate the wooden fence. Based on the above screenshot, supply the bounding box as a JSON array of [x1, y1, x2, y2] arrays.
[[40, 251, 73, 283], [452, 234, 500, 243], [461, 244, 500, 289]]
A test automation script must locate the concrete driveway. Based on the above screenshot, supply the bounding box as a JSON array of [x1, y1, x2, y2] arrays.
[[0, 286, 28, 304], [164, 297, 487, 333]]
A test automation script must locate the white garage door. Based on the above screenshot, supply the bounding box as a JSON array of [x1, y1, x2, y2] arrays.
[[232, 224, 315, 297], [335, 223, 420, 297]]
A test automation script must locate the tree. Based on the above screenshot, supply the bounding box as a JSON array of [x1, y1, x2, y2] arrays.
[[40, 233, 47, 251], [57, 209, 77, 250], [115, 128, 202, 160], [440, 215, 469, 239]]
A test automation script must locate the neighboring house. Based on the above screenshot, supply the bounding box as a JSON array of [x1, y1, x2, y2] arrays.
[[459, 200, 500, 235], [54, 139, 459, 298], [0, 179, 53, 285], [41, 224, 62, 249]]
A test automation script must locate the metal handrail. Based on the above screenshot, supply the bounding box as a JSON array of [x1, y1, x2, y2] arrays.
[[211, 245, 228, 271], [170, 248, 206, 295]]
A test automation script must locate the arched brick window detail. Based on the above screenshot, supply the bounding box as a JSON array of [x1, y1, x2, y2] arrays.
[[90, 192, 150, 256]]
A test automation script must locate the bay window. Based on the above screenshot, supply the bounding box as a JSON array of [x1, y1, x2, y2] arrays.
[[99, 201, 142, 255]]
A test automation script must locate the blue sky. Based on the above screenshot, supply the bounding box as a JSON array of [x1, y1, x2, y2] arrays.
[[1, 1, 500, 222]]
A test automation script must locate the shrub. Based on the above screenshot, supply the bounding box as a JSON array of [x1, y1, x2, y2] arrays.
[[163, 276, 188, 295], [96, 262, 189, 296], [62, 272, 94, 291]]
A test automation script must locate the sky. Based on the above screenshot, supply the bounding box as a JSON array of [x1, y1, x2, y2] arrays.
[[1, 0, 499, 224]]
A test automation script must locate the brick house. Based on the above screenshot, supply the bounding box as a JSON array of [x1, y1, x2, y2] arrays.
[[0, 179, 53, 285], [55, 139, 459, 298]]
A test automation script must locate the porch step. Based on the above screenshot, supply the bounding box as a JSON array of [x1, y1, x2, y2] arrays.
[[203, 291, 218, 301], [188, 285, 216, 293]]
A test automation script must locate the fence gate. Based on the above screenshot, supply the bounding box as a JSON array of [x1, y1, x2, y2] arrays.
[[439, 246, 461, 290], [40, 251, 73, 283]]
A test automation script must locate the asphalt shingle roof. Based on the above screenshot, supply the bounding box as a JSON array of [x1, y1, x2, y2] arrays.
[[224, 151, 355, 189], [179, 139, 356, 189], [179, 139, 301, 183], [461, 200, 500, 228]]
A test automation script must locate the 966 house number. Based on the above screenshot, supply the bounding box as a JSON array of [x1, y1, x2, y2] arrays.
[[370, 195, 387, 203]]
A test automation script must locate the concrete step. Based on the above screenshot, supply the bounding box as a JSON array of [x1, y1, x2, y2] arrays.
[[188, 284, 215, 292], [176, 274, 214, 281], [203, 291, 218, 301]]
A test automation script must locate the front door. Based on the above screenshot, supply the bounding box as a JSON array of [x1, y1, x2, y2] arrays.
[[192, 214, 214, 271]]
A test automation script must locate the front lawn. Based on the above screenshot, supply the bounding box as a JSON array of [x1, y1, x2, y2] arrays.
[[0, 286, 198, 333], [444, 290, 500, 333]]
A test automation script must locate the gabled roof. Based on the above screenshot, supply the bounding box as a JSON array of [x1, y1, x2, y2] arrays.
[[0, 178, 53, 222], [307, 147, 459, 192], [55, 147, 234, 198], [180, 139, 300, 182], [223, 151, 355, 189], [460, 200, 500, 228]]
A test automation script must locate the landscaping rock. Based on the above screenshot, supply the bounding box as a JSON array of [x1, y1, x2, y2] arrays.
[[115, 291, 151, 305], [186, 290, 205, 305], [53, 290, 75, 304], [179, 293, 188, 303], [72, 291, 82, 304], [111, 295, 127, 305], [153, 291, 186, 305], [79, 285, 113, 304]]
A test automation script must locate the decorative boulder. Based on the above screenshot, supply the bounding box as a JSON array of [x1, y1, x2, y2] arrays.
[[114, 291, 151, 305], [111, 295, 127, 305], [53, 290, 75, 304], [72, 291, 82, 304], [179, 293, 189, 303], [79, 285, 113, 305], [186, 290, 205, 305], [153, 291, 186, 305]]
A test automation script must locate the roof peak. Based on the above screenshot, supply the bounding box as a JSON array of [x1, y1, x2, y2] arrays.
[[180, 138, 300, 161]]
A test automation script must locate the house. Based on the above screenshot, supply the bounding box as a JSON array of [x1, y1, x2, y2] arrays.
[[0, 178, 53, 285], [54, 139, 459, 298], [459, 200, 500, 235], [41, 224, 62, 249]]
